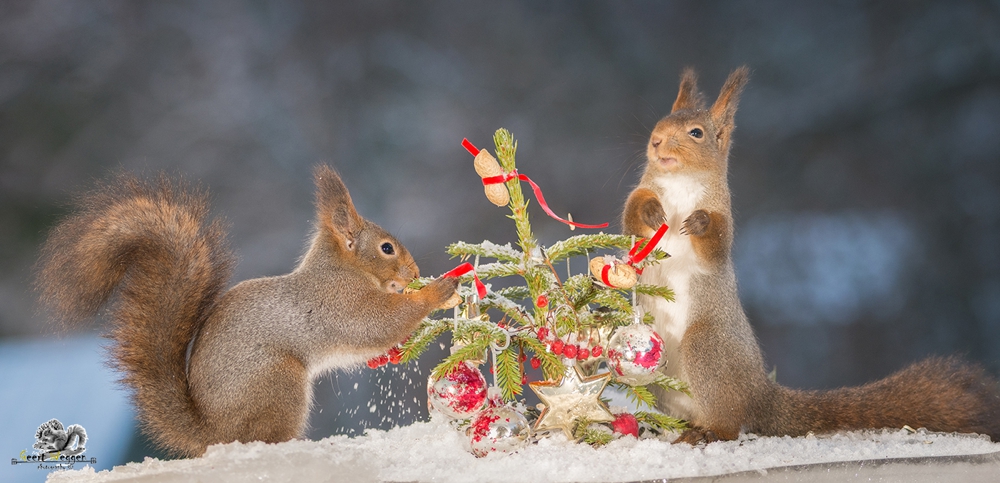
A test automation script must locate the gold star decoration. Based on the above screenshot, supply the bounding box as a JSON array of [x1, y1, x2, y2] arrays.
[[528, 364, 615, 439]]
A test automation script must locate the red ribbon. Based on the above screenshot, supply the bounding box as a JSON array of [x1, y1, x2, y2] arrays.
[[600, 263, 616, 288], [463, 138, 609, 230], [627, 223, 669, 265], [441, 262, 487, 299], [462, 138, 480, 156]]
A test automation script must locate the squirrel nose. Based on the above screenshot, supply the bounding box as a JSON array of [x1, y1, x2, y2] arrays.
[[386, 280, 405, 294]]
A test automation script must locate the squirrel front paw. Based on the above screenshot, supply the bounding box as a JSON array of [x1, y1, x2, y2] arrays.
[[681, 210, 710, 236], [421, 276, 461, 306]]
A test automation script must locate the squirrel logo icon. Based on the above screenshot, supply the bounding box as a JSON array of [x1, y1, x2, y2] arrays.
[[33, 419, 87, 457]]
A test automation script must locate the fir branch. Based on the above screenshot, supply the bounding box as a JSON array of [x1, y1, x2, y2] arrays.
[[574, 419, 615, 447], [452, 318, 503, 343], [480, 292, 531, 327], [634, 411, 688, 432], [634, 283, 675, 302], [612, 382, 658, 409], [493, 128, 536, 260], [399, 318, 453, 363], [432, 338, 493, 380], [519, 335, 565, 380], [495, 345, 522, 400], [446, 240, 523, 263], [546, 234, 634, 262], [475, 261, 523, 280], [651, 375, 692, 397], [495, 285, 532, 302], [591, 288, 634, 314]]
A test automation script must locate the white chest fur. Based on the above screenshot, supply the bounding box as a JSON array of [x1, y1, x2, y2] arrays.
[[638, 174, 706, 418]]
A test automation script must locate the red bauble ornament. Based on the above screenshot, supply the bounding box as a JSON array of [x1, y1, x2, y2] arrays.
[[612, 412, 639, 438], [427, 361, 488, 419]]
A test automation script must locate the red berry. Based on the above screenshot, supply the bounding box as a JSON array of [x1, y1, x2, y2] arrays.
[[591, 345, 603, 357], [537, 327, 549, 340], [563, 344, 577, 359], [536, 294, 549, 308], [519, 352, 527, 362], [612, 413, 639, 438], [366, 355, 388, 369], [521, 374, 527, 384], [551, 339, 564, 355], [577, 348, 590, 360], [530, 357, 541, 370], [387, 347, 402, 364]]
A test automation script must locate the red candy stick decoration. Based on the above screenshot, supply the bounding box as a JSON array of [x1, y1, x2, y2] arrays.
[[462, 138, 609, 230], [442, 262, 487, 299]]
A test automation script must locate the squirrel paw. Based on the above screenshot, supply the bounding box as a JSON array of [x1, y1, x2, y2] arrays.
[[422, 276, 461, 305], [639, 200, 667, 234], [674, 427, 720, 445], [680, 210, 710, 236]]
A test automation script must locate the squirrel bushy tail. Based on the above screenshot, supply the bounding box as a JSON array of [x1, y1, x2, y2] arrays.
[[765, 356, 1000, 439], [36, 173, 235, 455]]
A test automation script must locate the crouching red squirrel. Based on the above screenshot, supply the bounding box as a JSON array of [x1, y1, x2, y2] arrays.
[[35, 166, 459, 457], [623, 66, 1000, 444]]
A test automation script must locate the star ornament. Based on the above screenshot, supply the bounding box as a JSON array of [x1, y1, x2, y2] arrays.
[[529, 365, 615, 439]]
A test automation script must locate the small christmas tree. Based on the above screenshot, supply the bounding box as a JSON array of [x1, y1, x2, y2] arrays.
[[398, 128, 688, 452]]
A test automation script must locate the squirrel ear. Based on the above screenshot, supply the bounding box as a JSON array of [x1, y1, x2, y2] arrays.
[[313, 165, 363, 251], [671, 67, 706, 113], [709, 66, 750, 154]]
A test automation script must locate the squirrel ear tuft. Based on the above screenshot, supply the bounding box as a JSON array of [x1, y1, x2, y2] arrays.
[[671, 67, 706, 113], [313, 165, 362, 250], [709, 65, 751, 154]]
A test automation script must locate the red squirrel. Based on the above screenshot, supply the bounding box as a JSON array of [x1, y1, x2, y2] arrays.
[[623, 66, 1000, 444], [35, 166, 459, 457]]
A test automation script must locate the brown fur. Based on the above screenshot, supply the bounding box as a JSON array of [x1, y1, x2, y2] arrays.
[[35, 167, 458, 457], [623, 67, 1000, 444]]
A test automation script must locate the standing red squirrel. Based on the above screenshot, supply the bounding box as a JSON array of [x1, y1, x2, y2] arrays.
[[623, 66, 1000, 444], [35, 166, 459, 457]]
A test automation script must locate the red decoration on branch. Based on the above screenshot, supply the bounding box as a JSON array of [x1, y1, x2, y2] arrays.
[[627, 222, 669, 265], [462, 138, 609, 230]]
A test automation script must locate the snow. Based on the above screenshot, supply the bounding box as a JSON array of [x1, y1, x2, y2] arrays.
[[48, 418, 1000, 483]]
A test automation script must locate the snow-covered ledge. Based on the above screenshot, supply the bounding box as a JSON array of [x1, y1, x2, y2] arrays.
[[48, 418, 1000, 483]]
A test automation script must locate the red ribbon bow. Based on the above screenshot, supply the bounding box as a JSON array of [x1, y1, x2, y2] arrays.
[[627, 222, 669, 266], [462, 138, 609, 230], [441, 262, 487, 299]]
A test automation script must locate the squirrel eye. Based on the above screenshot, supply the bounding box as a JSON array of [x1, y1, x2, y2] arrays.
[[688, 127, 704, 139], [380, 242, 395, 255]]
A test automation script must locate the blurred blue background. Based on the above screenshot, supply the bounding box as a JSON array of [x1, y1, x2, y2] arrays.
[[2, 1, 999, 479]]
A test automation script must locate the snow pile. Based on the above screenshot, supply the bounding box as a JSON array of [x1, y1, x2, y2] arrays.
[[49, 418, 999, 483]]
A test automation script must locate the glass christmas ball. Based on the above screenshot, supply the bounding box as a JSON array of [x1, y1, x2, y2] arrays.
[[607, 324, 665, 386], [427, 361, 488, 419], [467, 405, 531, 457]]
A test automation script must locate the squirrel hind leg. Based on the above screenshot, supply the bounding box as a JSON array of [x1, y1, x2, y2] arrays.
[[674, 427, 728, 445]]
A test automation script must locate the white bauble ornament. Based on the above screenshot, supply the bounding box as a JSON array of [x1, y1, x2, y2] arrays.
[[606, 324, 665, 386], [467, 404, 531, 457], [427, 361, 488, 419]]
